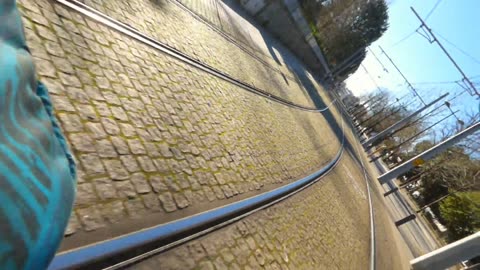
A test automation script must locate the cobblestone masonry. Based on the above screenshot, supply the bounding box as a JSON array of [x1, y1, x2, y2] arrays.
[[75, 0, 322, 107], [174, 0, 267, 61], [175, 0, 285, 65], [129, 152, 371, 270], [128, 124, 412, 270], [17, 0, 341, 236]]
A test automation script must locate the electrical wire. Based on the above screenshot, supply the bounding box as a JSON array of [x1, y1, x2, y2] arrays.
[[361, 64, 383, 92], [411, 80, 460, 86], [368, 47, 389, 73], [424, 0, 443, 21], [433, 30, 480, 66], [388, 0, 440, 48], [390, 30, 418, 48]]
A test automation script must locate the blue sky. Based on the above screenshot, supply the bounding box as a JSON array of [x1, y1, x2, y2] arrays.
[[345, 0, 480, 122]]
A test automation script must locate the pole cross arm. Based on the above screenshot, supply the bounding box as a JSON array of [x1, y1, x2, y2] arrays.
[[410, 232, 480, 270], [362, 93, 449, 148], [378, 121, 480, 184]]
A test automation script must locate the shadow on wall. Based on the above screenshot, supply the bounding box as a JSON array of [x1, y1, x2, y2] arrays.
[[224, 0, 326, 76], [219, 0, 345, 151], [218, 0, 282, 66]]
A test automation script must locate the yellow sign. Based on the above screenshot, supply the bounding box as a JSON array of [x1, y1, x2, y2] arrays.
[[412, 158, 425, 167]]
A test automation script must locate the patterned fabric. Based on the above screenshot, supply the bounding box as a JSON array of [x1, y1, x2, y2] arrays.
[[0, 0, 76, 269]]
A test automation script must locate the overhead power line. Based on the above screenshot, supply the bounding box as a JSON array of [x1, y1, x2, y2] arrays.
[[390, 30, 418, 48], [388, 0, 442, 48], [394, 80, 458, 87], [411, 7, 480, 98], [393, 79, 480, 91], [412, 79, 480, 86], [411, 80, 460, 86], [368, 47, 389, 73], [379, 46, 427, 105], [424, 0, 443, 21], [361, 64, 383, 93], [432, 30, 480, 66]]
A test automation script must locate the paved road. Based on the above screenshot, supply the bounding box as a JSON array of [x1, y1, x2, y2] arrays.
[[372, 157, 439, 256]]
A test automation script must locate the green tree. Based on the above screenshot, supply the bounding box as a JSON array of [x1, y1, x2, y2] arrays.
[[350, 0, 389, 45], [304, 0, 389, 77], [439, 192, 480, 241], [417, 146, 479, 205]]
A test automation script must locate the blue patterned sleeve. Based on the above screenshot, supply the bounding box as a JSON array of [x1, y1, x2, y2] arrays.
[[0, 0, 77, 269]]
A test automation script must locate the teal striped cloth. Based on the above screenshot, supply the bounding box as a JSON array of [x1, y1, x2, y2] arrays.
[[1, 0, 76, 269]]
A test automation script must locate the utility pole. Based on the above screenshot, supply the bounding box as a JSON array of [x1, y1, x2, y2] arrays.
[[350, 91, 385, 114], [416, 182, 476, 213], [390, 102, 445, 135], [379, 46, 427, 105], [367, 100, 452, 150], [370, 111, 456, 162], [354, 92, 411, 122], [361, 110, 402, 134], [378, 121, 480, 184], [355, 106, 389, 128], [349, 94, 379, 114], [411, 7, 480, 98], [383, 162, 443, 197], [361, 108, 403, 134], [410, 232, 480, 270], [361, 99, 417, 135], [362, 93, 448, 149], [352, 95, 388, 119]]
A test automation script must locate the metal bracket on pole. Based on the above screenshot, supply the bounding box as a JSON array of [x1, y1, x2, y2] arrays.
[[394, 214, 416, 227], [362, 93, 448, 149], [411, 232, 480, 270], [378, 122, 480, 184], [411, 7, 480, 98], [383, 187, 398, 197]]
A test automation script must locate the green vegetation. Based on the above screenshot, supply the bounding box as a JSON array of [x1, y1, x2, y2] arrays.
[[300, 0, 389, 78], [356, 90, 480, 244], [440, 192, 480, 241], [401, 131, 479, 242]]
